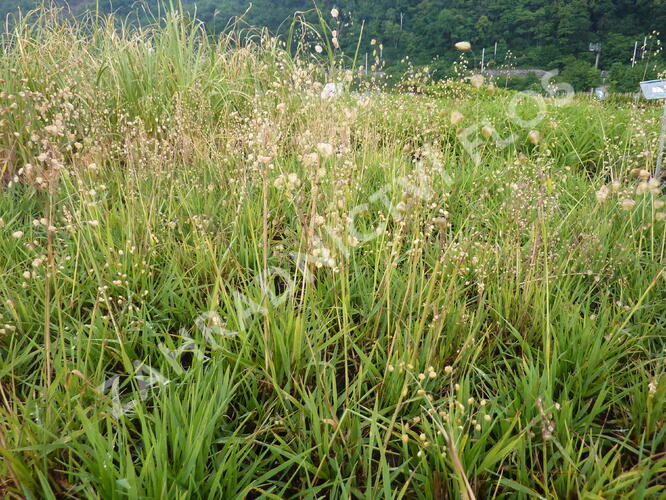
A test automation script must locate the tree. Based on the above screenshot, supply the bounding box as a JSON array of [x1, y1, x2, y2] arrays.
[[0, 0, 664, 74], [559, 58, 601, 91], [556, 0, 591, 51]]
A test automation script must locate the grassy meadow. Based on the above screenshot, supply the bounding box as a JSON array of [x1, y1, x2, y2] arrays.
[[0, 7, 665, 499]]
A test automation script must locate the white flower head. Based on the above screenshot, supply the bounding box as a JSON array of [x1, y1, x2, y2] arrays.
[[470, 74, 485, 88], [596, 185, 610, 202], [620, 198, 636, 211], [317, 143, 334, 158]]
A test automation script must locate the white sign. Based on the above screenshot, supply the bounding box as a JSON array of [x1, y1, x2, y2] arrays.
[[640, 80, 666, 100]]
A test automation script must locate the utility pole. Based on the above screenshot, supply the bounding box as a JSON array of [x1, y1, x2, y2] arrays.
[[481, 47, 485, 72], [397, 12, 403, 48], [657, 102, 666, 178], [632, 41, 638, 67], [642, 36, 647, 59], [494, 41, 497, 59]]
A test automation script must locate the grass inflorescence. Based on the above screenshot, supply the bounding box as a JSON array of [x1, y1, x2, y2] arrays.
[[0, 5, 665, 499]]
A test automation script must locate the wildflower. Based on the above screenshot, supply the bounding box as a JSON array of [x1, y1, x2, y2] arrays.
[[12, 231, 23, 238], [444, 365, 453, 374], [596, 185, 610, 202], [655, 200, 665, 209], [470, 74, 484, 88], [331, 8, 339, 18], [371, 39, 376, 46], [481, 125, 493, 139], [648, 177, 661, 194], [302, 152, 319, 168], [88, 220, 100, 227], [314, 44, 323, 54], [287, 173, 301, 187], [433, 217, 448, 230], [483, 414, 491, 422], [455, 41, 471, 51], [317, 143, 334, 158], [636, 181, 649, 195], [273, 172, 301, 191], [620, 198, 635, 211], [450, 111, 464, 126], [656, 212, 666, 221], [648, 379, 658, 396], [310, 241, 335, 269], [527, 130, 541, 145]]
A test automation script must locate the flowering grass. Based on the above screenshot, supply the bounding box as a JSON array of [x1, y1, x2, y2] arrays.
[[0, 8, 665, 499]]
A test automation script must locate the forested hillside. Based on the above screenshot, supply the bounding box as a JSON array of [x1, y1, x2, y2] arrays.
[[2, 0, 665, 89]]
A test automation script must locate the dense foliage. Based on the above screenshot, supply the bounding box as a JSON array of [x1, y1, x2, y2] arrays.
[[2, 0, 665, 91]]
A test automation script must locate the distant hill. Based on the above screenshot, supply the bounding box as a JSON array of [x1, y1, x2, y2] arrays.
[[2, 0, 665, 84]]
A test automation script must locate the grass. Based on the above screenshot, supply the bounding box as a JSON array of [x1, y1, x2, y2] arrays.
[[0, 6, 665, 499]]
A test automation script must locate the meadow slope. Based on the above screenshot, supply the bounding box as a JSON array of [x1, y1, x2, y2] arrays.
[[0, 9, 665, 499]]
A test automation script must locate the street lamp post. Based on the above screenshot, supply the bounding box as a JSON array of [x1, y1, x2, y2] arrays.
[[589, 43, 601, 70]]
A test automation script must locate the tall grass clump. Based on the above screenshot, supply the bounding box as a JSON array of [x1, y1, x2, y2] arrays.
[[0, 4, 665, 499]]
